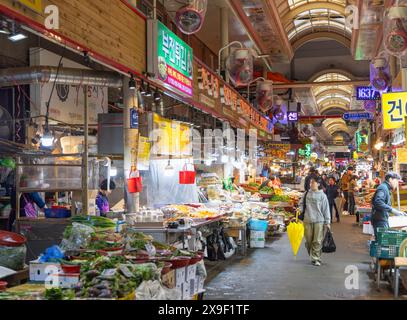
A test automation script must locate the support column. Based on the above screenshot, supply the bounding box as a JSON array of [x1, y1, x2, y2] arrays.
[[123, 76, 139, 213], [220, 7, 229, 74], [82, 85, 89, 213]]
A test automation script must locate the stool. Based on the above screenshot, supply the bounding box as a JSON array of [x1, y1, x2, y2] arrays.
[[394, 257, 407, 298]]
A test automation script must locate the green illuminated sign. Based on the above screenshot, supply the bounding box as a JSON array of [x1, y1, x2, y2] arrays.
[[148, 20, 193, 97]]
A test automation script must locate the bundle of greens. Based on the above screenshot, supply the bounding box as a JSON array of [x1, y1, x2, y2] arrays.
[[259, 186, 274, 195]]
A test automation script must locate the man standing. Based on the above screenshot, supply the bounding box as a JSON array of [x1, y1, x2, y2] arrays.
[[371, 172, 407, 239], [340, 166, 353, 214], [326, 177, 340, 222]]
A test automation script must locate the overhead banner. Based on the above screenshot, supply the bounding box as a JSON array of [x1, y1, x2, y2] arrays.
[[147, 20, 193, 97], [382, 91, 407, 130]]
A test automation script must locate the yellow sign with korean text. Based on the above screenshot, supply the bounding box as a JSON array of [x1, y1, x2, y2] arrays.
[[382, 92, 407, 130], [18, 0, 42, 13], [397, 148, 407, 164]]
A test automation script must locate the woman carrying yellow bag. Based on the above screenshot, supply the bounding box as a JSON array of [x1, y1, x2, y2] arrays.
[[298, 177, 331, 266]]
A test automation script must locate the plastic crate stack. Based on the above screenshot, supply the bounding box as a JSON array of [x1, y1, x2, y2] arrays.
[[370, 228, 407, 259]]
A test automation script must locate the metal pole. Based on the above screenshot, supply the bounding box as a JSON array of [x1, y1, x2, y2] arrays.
[[82, 85, 89, 214]]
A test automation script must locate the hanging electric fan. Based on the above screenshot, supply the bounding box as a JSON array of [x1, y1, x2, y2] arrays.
[[370, 54, 391, 92], [175, 0, 207, 35], [256, 80, 273, 113], [301, 124, 313, 138], [0, 105, 12, 140], [225, 48, 254, 87], [384, 3, 407, 57]]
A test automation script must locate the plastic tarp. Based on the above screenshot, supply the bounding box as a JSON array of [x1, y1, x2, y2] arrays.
[[143, 159, 199, 208]]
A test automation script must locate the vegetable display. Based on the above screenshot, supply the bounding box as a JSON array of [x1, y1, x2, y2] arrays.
[[259, 186, 275, 195]]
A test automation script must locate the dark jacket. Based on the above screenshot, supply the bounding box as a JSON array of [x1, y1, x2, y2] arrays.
[[372, 182, 393, 223], [326, 184, 339, 202]]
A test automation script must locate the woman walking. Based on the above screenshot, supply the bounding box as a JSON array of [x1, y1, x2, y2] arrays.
[[299, 177, 331, 266]]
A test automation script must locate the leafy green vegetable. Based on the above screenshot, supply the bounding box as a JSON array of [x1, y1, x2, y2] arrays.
[[259, 186, 274, 195]]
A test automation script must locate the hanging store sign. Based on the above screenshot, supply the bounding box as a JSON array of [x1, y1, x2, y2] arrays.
[[264, 143, 291, 159], [287, 111, 299, 122], [356, 86, 381, 101], [382, 91, 407, 130], [193, 61, 273, 134], [147, 20, 193, 97], [343, 112, 374, 121], [130, 109, 139, 129], [396, 148, 407, 164]]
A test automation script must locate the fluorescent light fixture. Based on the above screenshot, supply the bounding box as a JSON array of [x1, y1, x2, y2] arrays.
[[205, 159, 212, 166], [8, 32, 27, 42], [110, 167, 118, 177]]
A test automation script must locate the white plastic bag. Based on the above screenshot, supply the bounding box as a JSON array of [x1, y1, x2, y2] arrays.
[[135, 280, 182, 300]]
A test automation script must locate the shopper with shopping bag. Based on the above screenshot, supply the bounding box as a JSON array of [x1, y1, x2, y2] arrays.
[[299, 177, 331, 266]]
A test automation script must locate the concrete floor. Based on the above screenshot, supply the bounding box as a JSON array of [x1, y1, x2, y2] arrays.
[[205, 216, 403, 300]]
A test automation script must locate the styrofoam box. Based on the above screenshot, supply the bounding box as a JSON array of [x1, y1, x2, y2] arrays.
[[189, 278, 197, 297], [45, 273, 80, 289], [186, 264, 197, 282], [250, 230, 266, 248], [197, 276, 205, 293], [29, 260, 62, 282], [363, 222, 374, 235], [175, 267, 186, 286], [182, 280, 190, 300]]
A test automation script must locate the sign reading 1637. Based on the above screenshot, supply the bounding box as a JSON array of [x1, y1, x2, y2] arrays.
[[382, 92, 407, 130]]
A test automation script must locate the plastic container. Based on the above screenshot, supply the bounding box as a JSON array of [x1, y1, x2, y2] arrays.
[[377, 228, 407, 246], [179, 164, 196, 185], [0, 281, 7, 291], [166, 256, 191, 269], [128, 168, 143, 193], [248, 219, 269, 232], [45, 208, 71, 219], [61, 264, 81, 274], [0, 231, 27, 247]]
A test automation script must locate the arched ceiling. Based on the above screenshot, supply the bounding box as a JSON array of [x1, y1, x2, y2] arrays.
[[275, 0, 351, 49]]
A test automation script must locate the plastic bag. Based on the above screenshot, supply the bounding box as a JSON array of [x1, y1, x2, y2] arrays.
[[287, 221, 304, 257], [196, 259, 207, 278], [39, 245, 64, 263], [322, 229, 336, 253], [60, 223, 95, 252], [0, 245, 26, 270], [136, 280, 182, 300]]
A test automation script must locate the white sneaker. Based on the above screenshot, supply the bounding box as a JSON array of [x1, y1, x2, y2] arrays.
[[314, 261, 321, 266], [342, 211, 349, 216]]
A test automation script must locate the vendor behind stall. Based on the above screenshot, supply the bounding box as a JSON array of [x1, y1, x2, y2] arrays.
[[8, 184, 46, 231], [96, 179, 116, 216]]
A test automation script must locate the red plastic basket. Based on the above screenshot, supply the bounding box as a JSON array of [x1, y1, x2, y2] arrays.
[[128, 167, 143, 193], [0, 231, 27, 247], [179, 164, 196, 185]]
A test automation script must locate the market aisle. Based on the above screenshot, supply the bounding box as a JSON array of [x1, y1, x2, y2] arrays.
[[205, 216, 396, 300]]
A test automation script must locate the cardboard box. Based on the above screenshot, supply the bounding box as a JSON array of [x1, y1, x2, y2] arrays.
[[162, 269, 175, 289], [186, 264, 197, 282], [363, 222, 374, 235], [29, 260, 62, 282]]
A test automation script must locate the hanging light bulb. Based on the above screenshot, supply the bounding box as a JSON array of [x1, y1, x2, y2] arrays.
[[139, 80, 147, 95], [128, 73, 136, 90], [144, 83, 152, 97], [164, 160, 174, 177], [205, 159, 212, 166], [221, 154, 229, 163], [154, 88, 162, 101], [40, 129, 54, 147]]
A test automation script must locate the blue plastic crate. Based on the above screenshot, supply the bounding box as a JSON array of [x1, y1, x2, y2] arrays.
[[45, 208, 71, 219], [248, 219, 269, 232]]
